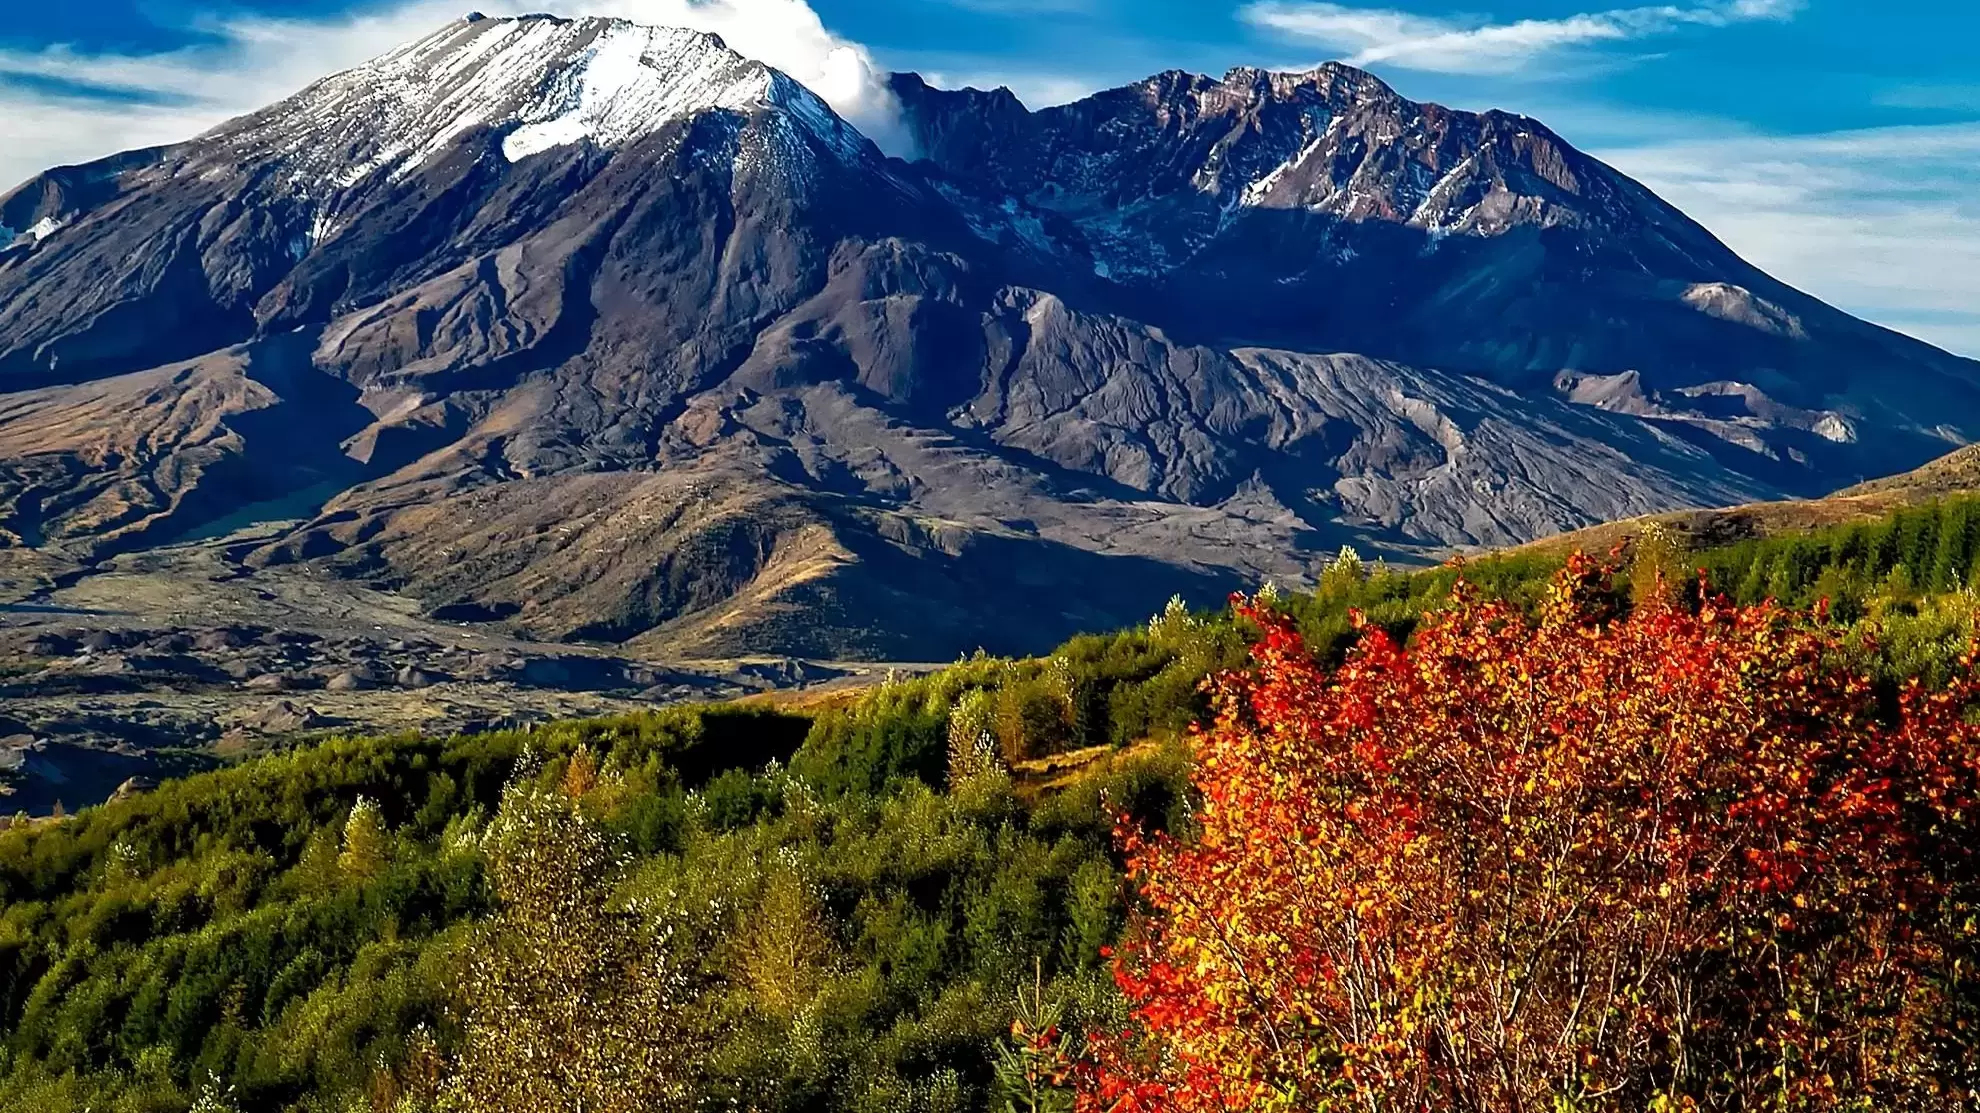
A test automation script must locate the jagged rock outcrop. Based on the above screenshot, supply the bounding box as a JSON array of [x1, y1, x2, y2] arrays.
[[891, 67, 1980, 480]]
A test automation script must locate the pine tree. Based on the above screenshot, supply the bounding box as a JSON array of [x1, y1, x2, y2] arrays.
[[1736, 553, 1771, 604], [993, 963, 1077, 1113], [338, 796, 390, 881], [1147, 594, 1195, 640], [1766, 558, 1796, 603], [1931, 500, 1977, 592], [1898, 508, 1938, 581], [1317, 545, 1366, 598]]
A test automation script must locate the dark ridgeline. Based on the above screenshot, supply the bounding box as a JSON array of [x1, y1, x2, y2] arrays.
[[1, 14, 1976, 658]]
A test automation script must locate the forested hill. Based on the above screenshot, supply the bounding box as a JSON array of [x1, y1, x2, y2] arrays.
[[9, 493, 1980, 1110]]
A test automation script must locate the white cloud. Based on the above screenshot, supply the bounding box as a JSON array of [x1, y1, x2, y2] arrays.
[[1599, 124, 1980, 357], [0, 0, 907, 192], [1242, 0, 1801, 75]]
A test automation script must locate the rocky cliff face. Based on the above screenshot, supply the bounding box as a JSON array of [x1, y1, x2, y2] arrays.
[[0, 15, 1974, 658], [889, 66, 1980, 479]]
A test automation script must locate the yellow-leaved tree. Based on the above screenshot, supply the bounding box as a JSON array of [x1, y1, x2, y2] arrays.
[[439, 760, 710, 1113]]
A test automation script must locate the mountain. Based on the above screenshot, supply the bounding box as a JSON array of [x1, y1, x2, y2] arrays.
[[888, 67, 1979, 478], [0, 14, 1975, 659]]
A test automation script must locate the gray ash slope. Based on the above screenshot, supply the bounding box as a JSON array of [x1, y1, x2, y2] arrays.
[[889, 66, 1978, 473], [0, 14, 1973, 659]]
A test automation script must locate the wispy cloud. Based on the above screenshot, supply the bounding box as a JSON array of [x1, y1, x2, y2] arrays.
[[917, 66, 1103, 108], [0, 0, 907, 192], [0, 3, 458, 188], [1242, 0, 1801, 75], [937, 0, 1100, 12], [1876, 84, 1980, 114], [1599, 123, 1980, 357]]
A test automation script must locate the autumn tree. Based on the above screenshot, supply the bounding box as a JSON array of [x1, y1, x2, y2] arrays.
[[1628, 519, 1687, 608], [1083, 556, 1980, 1113], [949, 688, 1002, 785], [732, 860, 834, 1020], [560, 745, 601, 800]]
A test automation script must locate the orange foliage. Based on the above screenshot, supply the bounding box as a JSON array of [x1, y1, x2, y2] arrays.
[[1082, 555, 1980, 1112]]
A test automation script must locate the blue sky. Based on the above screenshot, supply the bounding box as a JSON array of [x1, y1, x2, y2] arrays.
[[1, 0, 1977, 355]]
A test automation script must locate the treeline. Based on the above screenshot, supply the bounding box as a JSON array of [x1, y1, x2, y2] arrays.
[[1697, 495, 1980, 612], [1277, 497, 1980, 684]]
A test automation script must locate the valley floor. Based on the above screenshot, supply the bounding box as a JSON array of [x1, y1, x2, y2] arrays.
[[0, 522, 922, 817]]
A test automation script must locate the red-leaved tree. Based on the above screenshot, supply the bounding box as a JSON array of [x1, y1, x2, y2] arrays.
[[1082, 556, 1980, 1112]]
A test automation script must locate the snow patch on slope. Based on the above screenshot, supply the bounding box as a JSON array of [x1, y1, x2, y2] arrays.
[[500, 23, 774, 162], [1, 217, 66, 249]]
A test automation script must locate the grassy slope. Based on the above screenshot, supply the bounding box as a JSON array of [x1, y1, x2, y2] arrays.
[[1518, 444, 1980, 558]]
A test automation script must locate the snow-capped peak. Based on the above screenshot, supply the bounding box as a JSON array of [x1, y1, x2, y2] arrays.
[[490, 20, 777, 162], [210, 15, 869, 181]]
